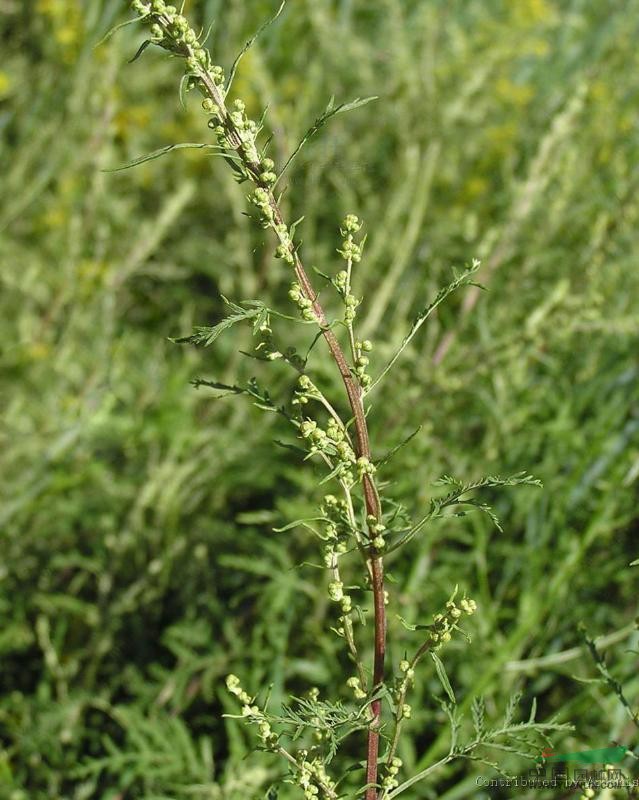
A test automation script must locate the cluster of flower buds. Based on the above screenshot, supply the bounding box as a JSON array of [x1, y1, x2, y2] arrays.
[[322, 494, 350, 563], [130, 2, 224, 84], [366, 513, 387, 550], [131, 3, 283, 194], [391, 658, 416, 723], [331, 215, 364, 325], [297, 752, 337, 799], [225, 674, 277, 748], [254, 320, 283, 361], [429, 595, 477, 649], [292, 374, 316, 406], [288, 281, 317, 321], [382, 756, 403, 791], [346, 676, 367, 700], [327, 573, 353, 616], [356, 456, 376, 480], [250, 186, 275, 227], [330, 271, 359, 323], [298, 417, 356, 480], [354, 338, 373, 388], [338, 214, 363, 262]]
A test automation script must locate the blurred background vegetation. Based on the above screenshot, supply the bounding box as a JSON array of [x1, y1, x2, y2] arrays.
[[1, 0, 638, 798]]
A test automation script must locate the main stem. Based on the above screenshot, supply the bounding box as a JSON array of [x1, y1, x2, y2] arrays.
[[198, 58, 386, 800]]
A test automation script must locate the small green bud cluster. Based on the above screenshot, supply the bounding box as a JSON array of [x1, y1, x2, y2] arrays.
[[131, 0, 150, 14], [330, 268, 359, 323], [130, 2, 218, 78], [332, 270, 348, 292], [366, 513, 387, 551], [343, 291, 359, 324], [227, 99, 261, 165], [327, 579, 344, 602], [382, 756, 403, 791], [275, 226, 296, 266], [254, 321, 282, 361], [430, 596, 477, 648], [341, 214, 362, 235], [251, 187, 275, 228], [338, 215, 363, 263], [356, 456, 376, 480], [346, 676, 367, 700], [297, 753, 336, 799], [322, 495, 350, 565], [354, 339, 373, 388], [226, 674, 278, 748], [399, 659, 415, 680], [288, 281, 319, 322], [298, 416, 356, 480], [292, 374, 316, 406]]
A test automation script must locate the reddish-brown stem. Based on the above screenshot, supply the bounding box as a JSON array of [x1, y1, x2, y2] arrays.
[[198, 48, 386, 800]]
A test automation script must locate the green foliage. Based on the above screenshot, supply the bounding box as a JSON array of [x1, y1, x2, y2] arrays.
[[0, 0, 637, 798]]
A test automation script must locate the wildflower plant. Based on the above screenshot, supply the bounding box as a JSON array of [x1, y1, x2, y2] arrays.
[[116, 2, 570, 797]]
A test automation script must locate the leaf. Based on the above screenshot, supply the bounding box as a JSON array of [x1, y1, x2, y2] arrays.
[[389, 472, 542, 552], [275, 95, 378, 186], [178, 74, 190, 111], [368, 259, 482, 392], [173, 298, 267, 346], [472, 696, 486, 737], [104, 142, 226, 172], [226, 1, 287, 92], [94, 15, 143, 49], [273, 517, 325, 534], [273, 440, 306, 456], [190, 378, 244, 395], [129, 38, 153, 63], [375, 426, 422, 467], [396, 615, 432, 632], [431, 652, 456, 705]]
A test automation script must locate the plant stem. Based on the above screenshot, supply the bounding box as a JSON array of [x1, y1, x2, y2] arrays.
[[379, 638, 433, 800], [195, 39, 387, 800]]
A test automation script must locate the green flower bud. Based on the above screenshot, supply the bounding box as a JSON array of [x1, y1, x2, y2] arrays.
[[328, 581, 344, 601], [342, 214, 362, 233], [131, 0, 150, 13]]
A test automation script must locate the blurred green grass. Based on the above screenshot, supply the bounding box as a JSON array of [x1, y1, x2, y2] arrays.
[[0, 0, 638, 798]]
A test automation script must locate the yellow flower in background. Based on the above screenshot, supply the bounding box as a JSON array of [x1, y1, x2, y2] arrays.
[[27, 342, 51, 361], [495, 77, 535, 107], [462, 177, 488, 201], [40, 207, 68, 229], [526, 39, 550, 57], [510, 0, 556, 25], [487, 122, 518, 150], [114, 105, 153, 139], [0, 71, 12, 99], [36, 0, 83, 63]]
